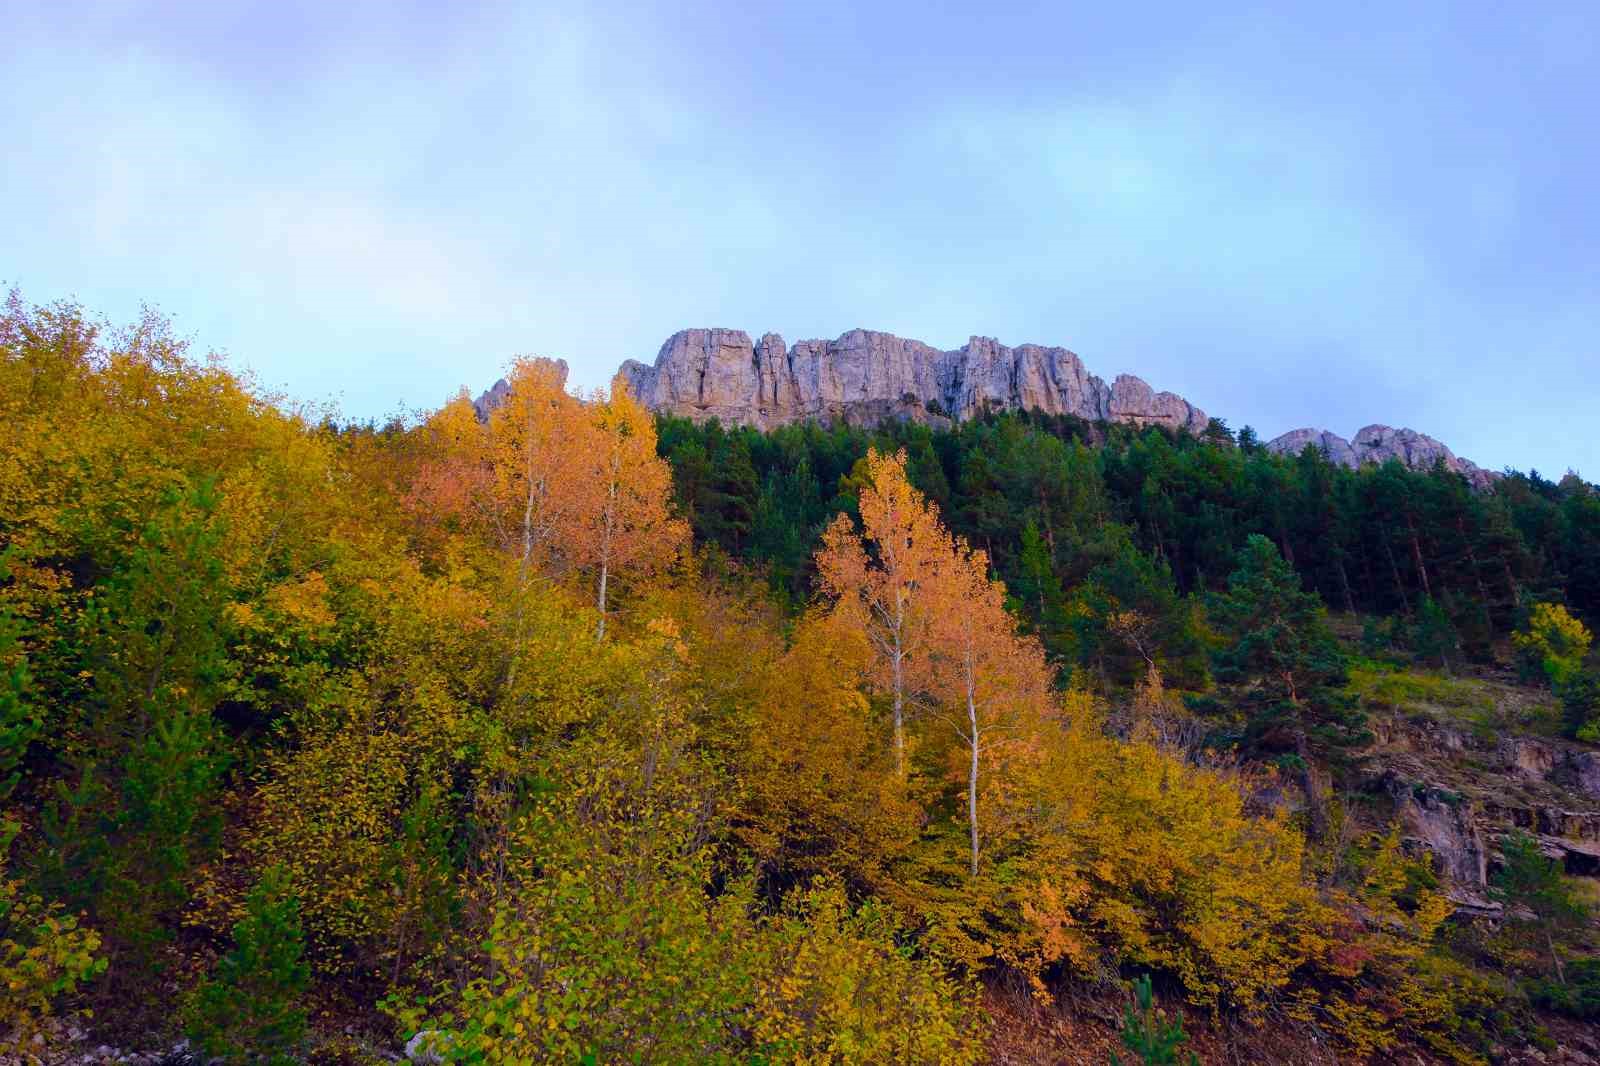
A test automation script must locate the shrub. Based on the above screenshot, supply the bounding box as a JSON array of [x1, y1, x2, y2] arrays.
[[1109, 974, 1198, 1066], [751, 879, 983, 1065], [1528, 958, 1600, 1021], [187, 865, 310, 1066], [0, 826, 104, 1053], [1512, 603, 1592, 687]]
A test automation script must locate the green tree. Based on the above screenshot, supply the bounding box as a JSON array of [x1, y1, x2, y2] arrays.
[[1013, 519, 1069, 658], [188, 865, 310, 1065], [34, 481, 232, 978], [0, 598, 39, 804], [1559, 669, 1600, 742], [1208, 535, 1368, 837], [1070, 535, 1207, 689], [1109, 974, 1199, 1066], [1490, 829, 1590, 986], [1412, 595, 1461, 673]]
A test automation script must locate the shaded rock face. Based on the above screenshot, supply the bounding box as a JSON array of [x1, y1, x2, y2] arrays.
[[618, 328, 1209, 434], [1266, 423, 1496, 488], [1366, 715, 1600, 904], [1385, 773, 1491, 890], [472, 358, 569, 421]]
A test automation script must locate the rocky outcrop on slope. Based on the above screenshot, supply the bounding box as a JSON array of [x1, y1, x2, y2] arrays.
[[1363, 709, 1600, 914], [1267, 424, 1497, 488], [616, 328, 1209, 434]]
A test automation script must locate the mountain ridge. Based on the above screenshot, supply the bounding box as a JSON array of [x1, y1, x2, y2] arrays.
[[596, 326, 1497, 483], [473, 327, 1497, 484], [616, 327, 1209, 434]]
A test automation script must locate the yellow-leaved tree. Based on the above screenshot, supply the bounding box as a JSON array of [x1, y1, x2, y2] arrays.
[[738, 611, 920, 888], [928, 535, 1053, 879], [484, 357, 592, 585], [569, 375, 687, 638], [816, 448, 952, 777]]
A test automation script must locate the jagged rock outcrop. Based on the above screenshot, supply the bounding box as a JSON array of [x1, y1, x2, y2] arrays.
[[471, 358, 569, 421], [1365, 712, 1600, 910], [616, 328, 1209, 434], [1266, 424, 1497, 488]]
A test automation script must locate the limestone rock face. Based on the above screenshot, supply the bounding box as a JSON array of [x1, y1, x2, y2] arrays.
[[1266, 423, 1495, 488], [1264, 427, 1359, 469], [473, 358, 569, 421], [618, 328, 1209, 434]]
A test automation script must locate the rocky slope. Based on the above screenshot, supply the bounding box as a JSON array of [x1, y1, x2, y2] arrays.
[[1344, 669, 1600, 917], [616, 328, 1210, 434], [1267, 424, 1498, 488]]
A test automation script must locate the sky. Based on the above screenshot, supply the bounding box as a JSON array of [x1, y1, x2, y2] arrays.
[[3, 0, 1597, 476]]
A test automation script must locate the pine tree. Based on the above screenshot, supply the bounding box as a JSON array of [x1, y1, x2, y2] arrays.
[[1109, 974, 1199, 1066], [1209, 535, 1368, 837], [188, 866, 310, 1066], [0, 600, 38, 803], [1413, 595, 1461, 673], [1491, 830, 1591, 986]]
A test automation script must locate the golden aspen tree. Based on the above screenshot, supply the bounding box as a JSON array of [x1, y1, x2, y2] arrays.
[[485, 358, 591, 583], [404, 389, 493, 542], [571, 375, 686, 638], [815, 448, 952, 777], [929, 536, 1052, 878], [477, 357, 597, 695], [739, 610, 919, 886]]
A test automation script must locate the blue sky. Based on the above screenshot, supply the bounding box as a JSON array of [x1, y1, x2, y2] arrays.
[[4, 1, 1597, 476]]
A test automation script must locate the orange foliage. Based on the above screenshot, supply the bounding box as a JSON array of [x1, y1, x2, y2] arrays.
[[816, 448, 952, 777]]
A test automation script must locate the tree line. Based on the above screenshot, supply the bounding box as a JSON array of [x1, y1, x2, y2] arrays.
[[659, 410, 1599, 633]]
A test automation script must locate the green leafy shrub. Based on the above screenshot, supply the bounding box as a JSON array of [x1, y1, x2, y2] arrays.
[[0, 826, 104, 1054], [1557, 669, 1600, 742], [1528, 958, 1600, 1021]]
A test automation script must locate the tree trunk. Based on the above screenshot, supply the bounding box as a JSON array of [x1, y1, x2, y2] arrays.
[[968, 684, 980, 880], [1407, 514, 1432, 600], [1336, 555, 1357, 616], [1548, 928, 1567, 987], [596, 476, 617, 639], [1452, 514, 1493, 632], [1296, 729, 1328, 840], [1382, 534, 1412, 613], [892, 592, 906, 779], [506, 468, 542, 692]]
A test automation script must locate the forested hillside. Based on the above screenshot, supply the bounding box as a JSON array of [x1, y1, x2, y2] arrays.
[[2, 294, 1597, 1065]]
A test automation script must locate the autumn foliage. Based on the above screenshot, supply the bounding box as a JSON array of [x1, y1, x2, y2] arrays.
[[0, 292, 1586, 1063]]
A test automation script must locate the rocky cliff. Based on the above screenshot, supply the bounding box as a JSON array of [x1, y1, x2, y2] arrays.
[[473, 329, 1497, 485], [616, 328, 1210, 434], [1267, 424, 1498, 488]]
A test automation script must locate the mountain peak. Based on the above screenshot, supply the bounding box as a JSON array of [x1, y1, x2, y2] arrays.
[[1266, 424, 1497, 488]]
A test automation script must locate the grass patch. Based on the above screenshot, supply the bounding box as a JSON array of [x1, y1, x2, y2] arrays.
[[1348, 660, 1493, 713], [1347, 660, 1511, 743]]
